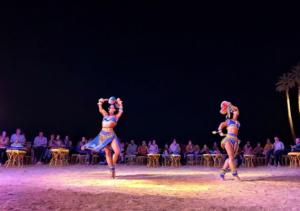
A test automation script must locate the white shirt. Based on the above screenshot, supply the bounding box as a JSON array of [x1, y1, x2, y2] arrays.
[[10, 134, 26, 145], [273, 141, 284, 152]]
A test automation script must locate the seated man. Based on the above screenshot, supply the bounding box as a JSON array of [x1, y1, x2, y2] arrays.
[[253, 142, 264, 157], [33, 131, 48, 164], [148, 140, 159, 154], [243, 141, 253, 155], [169, 139, 181, 155], [291, 138, 300, 152], [126, 140, 137, 156], [185, 140, 194, 155], [10, 128, 26, 148], [200, 144, 210, 154]]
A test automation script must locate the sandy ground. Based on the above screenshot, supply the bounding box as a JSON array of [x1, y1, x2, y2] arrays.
[[1, 165, 300, 211]]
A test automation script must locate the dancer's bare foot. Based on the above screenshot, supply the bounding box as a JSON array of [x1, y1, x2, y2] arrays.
[[110, 167, 116, 179]]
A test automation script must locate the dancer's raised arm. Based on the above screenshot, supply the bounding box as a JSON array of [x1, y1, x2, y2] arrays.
[[98, 98, 108, 117], [115, 98, 124, 119]]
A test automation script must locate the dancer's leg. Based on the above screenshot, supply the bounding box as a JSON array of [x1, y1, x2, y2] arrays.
[[104, 147, 113, 167], [111, 139, 120, 166], [224, 142, 240, 180]]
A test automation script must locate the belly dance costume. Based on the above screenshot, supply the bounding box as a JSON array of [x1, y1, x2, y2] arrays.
[[83, 116, 120, 152], [220, 119, 240, 149]]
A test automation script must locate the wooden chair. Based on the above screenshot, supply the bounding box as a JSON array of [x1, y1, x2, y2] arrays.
[[162, 155, 171, 166], [125, 155, 137, 165], [186, 154, 195, 166], [136, 156, 147, 165], [194, 155, 203, 165]]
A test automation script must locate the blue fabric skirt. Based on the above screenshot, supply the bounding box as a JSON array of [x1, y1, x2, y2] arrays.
[[83, 130, 117, 152]]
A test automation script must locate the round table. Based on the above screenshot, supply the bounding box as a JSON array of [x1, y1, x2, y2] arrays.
[[211, 154, 223, 167], [203, 154, 212, 167], [49, 148, 69, 166], [170, 154, 181, 167], [288, 152, 300, 168], [5, 149, 27, 167], [147, 154, 160, 167]]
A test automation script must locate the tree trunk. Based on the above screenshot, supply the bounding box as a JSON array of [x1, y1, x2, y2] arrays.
[[286, 90, 296, 140]]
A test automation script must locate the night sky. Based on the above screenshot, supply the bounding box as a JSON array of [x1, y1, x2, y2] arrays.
[[0, 3, 299, 146]]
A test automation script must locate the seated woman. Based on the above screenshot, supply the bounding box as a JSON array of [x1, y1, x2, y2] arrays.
[[253, 142, 264, 157], [201, 144, 210, 154], [138, 141, 148, 156], [169, 139, 180, 155], [148, 140, 159, 154], [185, 140, 194, 155], [243, 141, 253, 155], [52, 135, 65, 148], [0, 131, 9, 165], [193, 144, 201, 156], [162, 144, 169, 157]]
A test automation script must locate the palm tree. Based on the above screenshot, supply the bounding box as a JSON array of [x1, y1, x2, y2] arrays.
[[291, 63, 300, 114], [276, 72, 296, 140]]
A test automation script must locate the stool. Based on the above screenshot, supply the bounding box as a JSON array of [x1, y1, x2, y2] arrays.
[[71, 154, 79, 164]]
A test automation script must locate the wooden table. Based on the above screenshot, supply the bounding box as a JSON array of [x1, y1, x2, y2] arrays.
[[5, 149, 27, 167], [147, 154, 160, 167], [203, 154, 212, 167], [288, 152, 300, 167], [49, 148, 69, 166], [244, 155, 255, 167]]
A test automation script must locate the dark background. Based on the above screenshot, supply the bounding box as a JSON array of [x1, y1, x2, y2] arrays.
[[0, 2, 299, 146]]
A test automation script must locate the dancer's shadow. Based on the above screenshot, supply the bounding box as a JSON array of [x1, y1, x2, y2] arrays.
[[242, 175, 300, 183], [117, 174, 200, 180]]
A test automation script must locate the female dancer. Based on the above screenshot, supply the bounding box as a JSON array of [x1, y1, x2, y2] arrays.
[[82, 97, 123, 178], [213, 101, 241, 181]]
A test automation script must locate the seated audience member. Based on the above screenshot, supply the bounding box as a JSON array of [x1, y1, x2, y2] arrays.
[[169, 139, 181, 155], [138, 140, 148, 156], [148, 140, 159, 154], [263, 138, 273, 165], [273, 137, 285, 167], [77, 137, 88, 154], [162, 144, 169, 157], [0, 131, 9, 165], [126, 140, 137, 156], [243, 141, 253, 155], [212, 142, 221, 154], [10, 128, 26, 148], [291, 138, 300, 152], [52, 135, 64, 148], [33, 131, 48, 164], [201, 144, 210, 154], [185, 140, 194, 155], [253, 142, 264, 157], [63, 135, 73, 150], [193, 144, 200, 156]]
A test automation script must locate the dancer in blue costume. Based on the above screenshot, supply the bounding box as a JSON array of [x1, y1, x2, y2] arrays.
[[213, 101, 241, 181], [82, 96, 123, 178]]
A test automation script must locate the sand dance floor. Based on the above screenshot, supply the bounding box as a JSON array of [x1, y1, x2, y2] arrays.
[[1, 165, 300, 210]]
